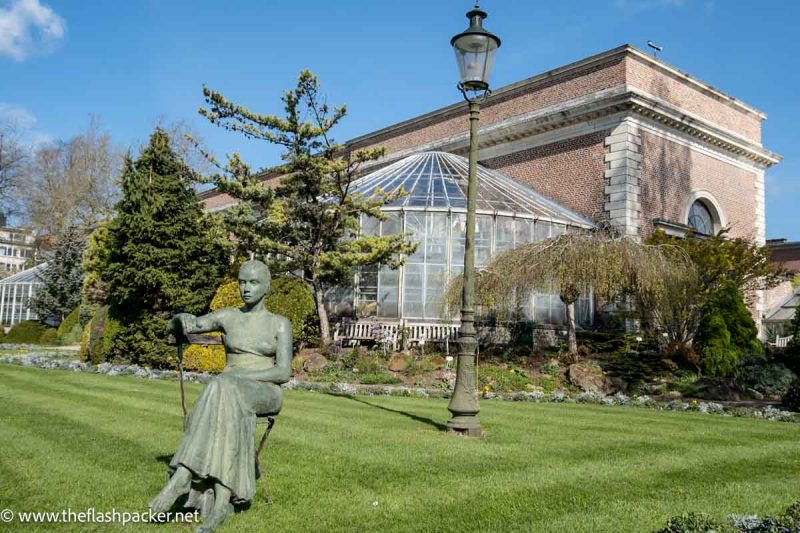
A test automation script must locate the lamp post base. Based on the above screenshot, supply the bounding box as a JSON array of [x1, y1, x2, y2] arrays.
[[446, 415, 482, 437]]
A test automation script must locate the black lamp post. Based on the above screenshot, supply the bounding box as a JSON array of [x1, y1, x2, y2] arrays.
[[447, 2, 501, 437]]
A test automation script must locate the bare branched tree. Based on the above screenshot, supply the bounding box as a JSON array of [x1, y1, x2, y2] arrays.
[[0, 120, 29, 221], [445, 228, 693, 354], [22, 118, 121, 236]]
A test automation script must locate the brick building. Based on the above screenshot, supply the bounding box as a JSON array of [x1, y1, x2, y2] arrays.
[[201, 44, 781, 327]]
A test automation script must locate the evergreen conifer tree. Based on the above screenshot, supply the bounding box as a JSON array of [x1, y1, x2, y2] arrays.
[[104, 129, 229, 366], [198, 71, 416, 343], [30, 224, 86, 323]]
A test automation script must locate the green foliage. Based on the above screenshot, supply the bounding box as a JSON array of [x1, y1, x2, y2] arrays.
[[655, 512, 733, 533], [695, 284, 761, 377], [478, 366, 534, 393], [210, 279, 243, 310], [39, 328, 59, 345], [198, 70, 416, 342], [57, 307, 82, 345], [5, 321, 48, 344], [738, 357, 795, 398], [358, 373, 402, 385], [782, 378, 800, 412], [79, 321, 90, 360], [103, 129, 230, 365], [85, 306, 122, 365], [266, 276, 319, 348], [80, 222, 112, 325], [30, 225, 86, 323], [182, 344, 225, 373], [785, 305, 800, 370], [646, 229, 785, 356]]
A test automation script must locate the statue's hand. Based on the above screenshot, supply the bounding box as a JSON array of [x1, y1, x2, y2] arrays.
[[167, 313, 196, 336]]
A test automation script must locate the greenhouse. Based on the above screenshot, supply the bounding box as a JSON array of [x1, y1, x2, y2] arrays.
[[0, 263, 45, 327], [326, 151, 595, 327]]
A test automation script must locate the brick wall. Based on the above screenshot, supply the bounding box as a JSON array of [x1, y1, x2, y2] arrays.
[[350, 57, 626, 157], [482, 131, 609, 222], [626, 56, 762, 143], [638, 130, 758, 239]]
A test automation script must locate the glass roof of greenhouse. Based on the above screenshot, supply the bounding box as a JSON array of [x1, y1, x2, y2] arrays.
[[351, 152, 593, 226], [0, 263, 46, 285], [764, 287, 799, 323]]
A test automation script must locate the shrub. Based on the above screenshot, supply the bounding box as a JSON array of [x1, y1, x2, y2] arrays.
[[79, 321, 91, 361], [695, 284, 761, 377], [656, 512, 731, 533], [57, 307, 83, 345], [182, 343, 225, 373], [5, 321, 48, 344], [39, 328, 59, 345], [85, 306, 123, 365], [478, 366, 533, 393], [782, 378, 800, 412], [738, 357, 795, 398], [359, 373, 402, 385]]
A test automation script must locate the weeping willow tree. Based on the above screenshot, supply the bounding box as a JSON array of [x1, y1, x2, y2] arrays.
[[445, 229, 693, 354]]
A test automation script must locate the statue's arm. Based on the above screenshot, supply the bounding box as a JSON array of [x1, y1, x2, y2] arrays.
[[167, 310, 229, 336]]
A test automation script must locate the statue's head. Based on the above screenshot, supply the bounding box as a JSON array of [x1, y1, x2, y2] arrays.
[[238, 260, 271, 306]]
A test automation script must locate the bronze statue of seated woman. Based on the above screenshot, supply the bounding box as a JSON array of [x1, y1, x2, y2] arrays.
[[149, 260, 291, 532]]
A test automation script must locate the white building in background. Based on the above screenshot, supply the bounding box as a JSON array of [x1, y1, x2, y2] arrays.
[[0, 263, 45, 327], [0, 225, 36, 277]]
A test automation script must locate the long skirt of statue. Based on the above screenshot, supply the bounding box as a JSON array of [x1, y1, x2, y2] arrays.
[[168, 373, 282, 509]]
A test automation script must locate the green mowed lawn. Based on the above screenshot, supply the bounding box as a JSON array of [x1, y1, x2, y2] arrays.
[[1, 365, 798, 532]]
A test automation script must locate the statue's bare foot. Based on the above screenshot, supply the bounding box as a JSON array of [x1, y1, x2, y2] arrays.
[[195, 502, 233, 533], [149, 467, 192, 514]]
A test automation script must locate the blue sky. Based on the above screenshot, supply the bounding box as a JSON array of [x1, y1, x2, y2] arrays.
[[1, 0, 798, 239]]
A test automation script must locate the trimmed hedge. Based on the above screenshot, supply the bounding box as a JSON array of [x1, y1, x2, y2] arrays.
[[5, 321, 48, 344], [39, 328, 59, 345], [57, 307, 83, 345]]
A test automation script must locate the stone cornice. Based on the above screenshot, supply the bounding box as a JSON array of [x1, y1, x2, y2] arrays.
[[358, 85, 780, 172]]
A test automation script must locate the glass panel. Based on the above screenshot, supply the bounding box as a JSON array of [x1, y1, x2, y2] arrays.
[[688, 200, 713, 235], [361, 215, 380, 236], [475, 215, 492, 267], [381, 212, 401, 236], [403, 263, 424, 318], [534, 293, 550, 324], [514, 218, 533, 246], [358, 266, 378, 317], [495, 216, 515, 254], [324, 285, 354, 317], [426, 213, 448, 264], [551, 223, 566, 238], [551, 295, 566, 325], [377, 267, 399, 318], [534, 221, 551, 241], [424, 265, 447, 318], [406, 212, 427, 263], [450, 213, 466, 269]]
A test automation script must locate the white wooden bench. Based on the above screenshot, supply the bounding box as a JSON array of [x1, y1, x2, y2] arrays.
[[333, 320, 400, 351], [773, 335, 793, 348]]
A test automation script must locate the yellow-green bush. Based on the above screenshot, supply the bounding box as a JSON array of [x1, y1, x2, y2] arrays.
[[210, 279, 243, 311], [57, 307, 83, 345], [182, 343, 225, 373]]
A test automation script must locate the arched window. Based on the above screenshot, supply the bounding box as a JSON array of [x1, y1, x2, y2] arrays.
[[687, 200, 714, 235]]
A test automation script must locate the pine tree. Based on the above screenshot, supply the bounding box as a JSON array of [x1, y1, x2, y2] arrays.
[[198, 71, 416, 343], [104, 129, 230, 366], [30, 224, 86, 323]]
